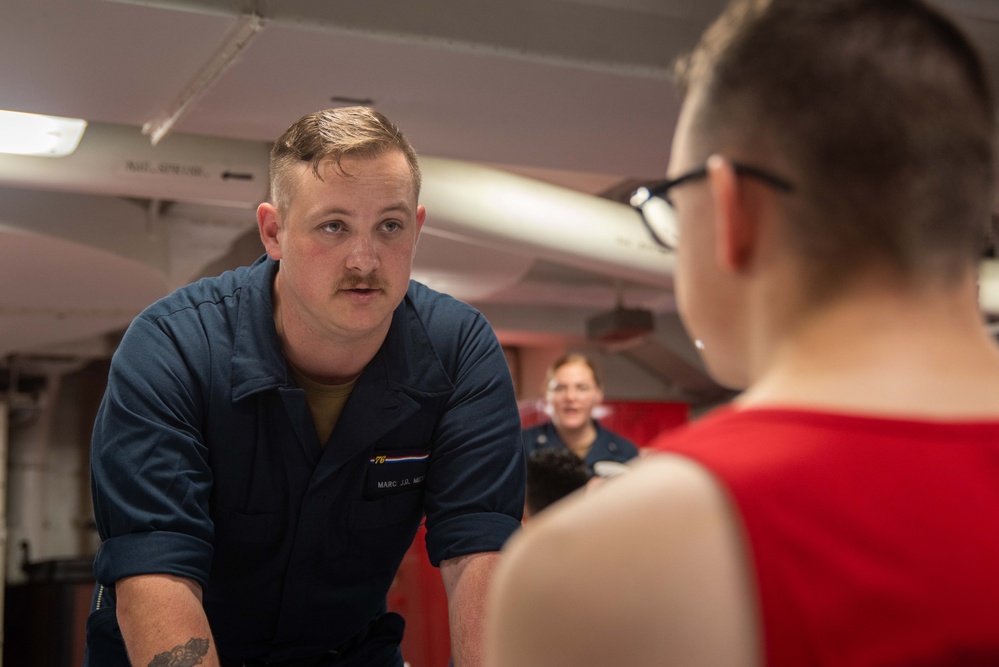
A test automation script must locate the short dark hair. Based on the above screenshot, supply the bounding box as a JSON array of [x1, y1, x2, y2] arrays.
[[525, 449, 590, 516], [677, 0, 996, 295], [269, 106, 421, 211]]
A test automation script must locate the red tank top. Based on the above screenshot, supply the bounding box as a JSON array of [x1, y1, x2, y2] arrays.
[[651, 407, 999, 666]]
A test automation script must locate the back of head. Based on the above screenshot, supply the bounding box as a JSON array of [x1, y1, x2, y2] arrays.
[[677, 0, 996, 295], [525, 448, 591, 517], [269, 106, 422, 211]]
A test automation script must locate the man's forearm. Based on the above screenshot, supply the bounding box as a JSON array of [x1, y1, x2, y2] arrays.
[[116, 573, 220, 667], [441, 551, 502, 667]]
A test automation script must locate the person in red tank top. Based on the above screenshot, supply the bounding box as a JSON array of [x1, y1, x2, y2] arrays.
[[485, 1, 999, 665]]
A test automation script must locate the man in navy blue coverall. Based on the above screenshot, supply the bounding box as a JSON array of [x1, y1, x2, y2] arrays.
[[87, 107, 525, 667]]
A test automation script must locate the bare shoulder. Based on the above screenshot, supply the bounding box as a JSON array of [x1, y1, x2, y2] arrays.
[[485, 455, 760, 667]]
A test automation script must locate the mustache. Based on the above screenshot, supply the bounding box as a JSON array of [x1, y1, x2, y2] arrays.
[[335, 275, 387, 291]]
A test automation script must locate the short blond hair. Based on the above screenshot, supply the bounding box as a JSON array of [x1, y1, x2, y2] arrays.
[[269, 106, 421, 211]]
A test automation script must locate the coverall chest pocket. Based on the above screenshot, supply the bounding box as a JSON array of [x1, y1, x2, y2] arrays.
[[315, 455, 427, 583], [346, 448, 431, 530]]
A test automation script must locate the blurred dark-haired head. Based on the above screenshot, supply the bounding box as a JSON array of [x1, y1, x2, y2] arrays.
[[525, 449, 590, 518]]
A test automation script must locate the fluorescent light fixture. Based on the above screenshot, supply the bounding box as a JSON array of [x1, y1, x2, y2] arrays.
[[0, 110, 87, 157]]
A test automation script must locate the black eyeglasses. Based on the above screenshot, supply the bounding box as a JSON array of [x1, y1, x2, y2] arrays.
[[630, 161, 795, 250]]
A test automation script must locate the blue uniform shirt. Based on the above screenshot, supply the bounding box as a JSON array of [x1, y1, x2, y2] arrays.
[[89, 256, 525, 662], [522, 420, 639, 474]]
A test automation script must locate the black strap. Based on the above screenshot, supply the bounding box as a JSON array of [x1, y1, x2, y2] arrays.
[[220, 629, 366, 667], [218, 611, 402, 667], [220, 651, 341, 667]]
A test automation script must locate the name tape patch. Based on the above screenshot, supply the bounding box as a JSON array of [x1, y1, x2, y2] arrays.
[[366, 451, 430, 497]]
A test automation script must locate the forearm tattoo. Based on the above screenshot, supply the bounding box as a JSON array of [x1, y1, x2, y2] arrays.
[[148, 637, 210, 667]]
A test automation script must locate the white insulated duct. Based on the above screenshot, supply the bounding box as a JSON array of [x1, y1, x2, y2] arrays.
[[418, 156, 672, 288], [2, 121, 994, 314], [0, 122, 270, 209], [0, 122, 673, 288]]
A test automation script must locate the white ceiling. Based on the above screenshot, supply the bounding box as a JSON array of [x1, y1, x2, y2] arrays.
[[3, 0, 703, 177], [2, 0, 999, 399]]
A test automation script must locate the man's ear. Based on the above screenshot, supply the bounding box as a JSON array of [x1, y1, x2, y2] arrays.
[[257, 202, 283, 260], [706, 155, 756, 273], [412, 204, 427, 256]]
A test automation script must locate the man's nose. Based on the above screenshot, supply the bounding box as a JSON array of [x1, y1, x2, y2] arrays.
[[346, 235, 379, 274]]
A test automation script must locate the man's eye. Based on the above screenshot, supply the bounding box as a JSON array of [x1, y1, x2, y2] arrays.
[[381, 220, 403, 233], [321, 222, 344, 233]]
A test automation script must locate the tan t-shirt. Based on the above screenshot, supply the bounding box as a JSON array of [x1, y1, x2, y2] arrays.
[[288, 364, 357, 446]]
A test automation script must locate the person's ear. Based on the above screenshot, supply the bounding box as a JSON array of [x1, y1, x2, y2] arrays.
[[706, 155, 756, 273], [257, 202, 283, 261], [413, 205, 426, 256], [416, 205, 426, 232]]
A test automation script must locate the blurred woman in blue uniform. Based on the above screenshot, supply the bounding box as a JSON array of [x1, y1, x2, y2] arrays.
[[522, 353, 639, 474]]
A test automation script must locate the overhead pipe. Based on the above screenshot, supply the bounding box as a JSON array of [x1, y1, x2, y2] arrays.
[[0, 123, 672, 288], [419, 156, 673, 288], [2, 121, 995, 307], [0, 122, 270, 209], [143, 13, 265, 145]]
